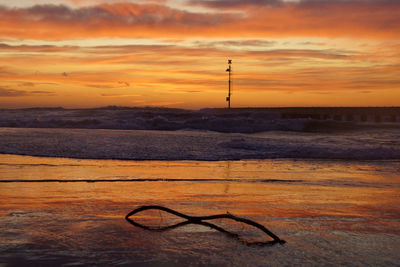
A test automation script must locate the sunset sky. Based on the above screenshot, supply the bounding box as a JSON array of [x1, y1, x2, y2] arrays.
[[0, 0, 399, 109]]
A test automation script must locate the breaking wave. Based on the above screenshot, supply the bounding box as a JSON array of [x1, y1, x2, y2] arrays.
[[0, 107, 399, 160], [1, 106, 398, 133]]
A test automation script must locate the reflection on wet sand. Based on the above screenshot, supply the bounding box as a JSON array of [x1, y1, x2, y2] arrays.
[[0, 154, 399, 265]]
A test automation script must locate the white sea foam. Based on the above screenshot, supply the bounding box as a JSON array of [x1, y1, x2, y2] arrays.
[[0, 127, 399, 160], [0, 107, 399, 160]]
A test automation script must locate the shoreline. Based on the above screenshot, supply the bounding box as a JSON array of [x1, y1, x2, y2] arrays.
[[1, 153, 399, 265], [1, 152, 400, 163]]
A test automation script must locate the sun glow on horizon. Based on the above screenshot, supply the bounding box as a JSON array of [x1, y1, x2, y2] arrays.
[[0, 0, 399, 108]]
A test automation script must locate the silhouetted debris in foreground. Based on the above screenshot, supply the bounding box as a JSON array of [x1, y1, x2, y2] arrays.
[[125, 205, 286, 246]]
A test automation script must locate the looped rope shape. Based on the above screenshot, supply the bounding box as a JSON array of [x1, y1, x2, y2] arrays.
[[126, 205, 286, 246]]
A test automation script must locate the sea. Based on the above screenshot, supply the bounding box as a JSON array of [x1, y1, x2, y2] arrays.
[[0, 107, 399, 266]]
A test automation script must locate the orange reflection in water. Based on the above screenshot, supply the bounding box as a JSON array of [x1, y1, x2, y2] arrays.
[[1, 154, 399, 232], [1, 154, 400, 265]]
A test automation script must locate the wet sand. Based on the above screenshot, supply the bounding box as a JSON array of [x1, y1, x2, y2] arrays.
[[0, 154, 399, 266]]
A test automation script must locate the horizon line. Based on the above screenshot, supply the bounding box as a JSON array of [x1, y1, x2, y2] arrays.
[[1, 105, 400, 111]]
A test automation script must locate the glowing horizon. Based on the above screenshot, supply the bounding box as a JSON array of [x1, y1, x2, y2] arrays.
[[0, 0, 399, 109]]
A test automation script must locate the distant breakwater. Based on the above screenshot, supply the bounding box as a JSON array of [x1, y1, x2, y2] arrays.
[[212, 107, 400, 124]]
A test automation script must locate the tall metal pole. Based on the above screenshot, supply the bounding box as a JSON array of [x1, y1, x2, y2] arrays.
[[226, 59, 232, 109]]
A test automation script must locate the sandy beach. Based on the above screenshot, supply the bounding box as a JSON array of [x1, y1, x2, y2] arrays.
[[1, 154, 399, 266], [2, 0, 400, 264]]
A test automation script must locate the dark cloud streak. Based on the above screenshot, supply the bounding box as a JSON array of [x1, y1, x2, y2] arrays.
[[0, 88, 28, 97], [3, 3, 234, 26], [0, 1, 399, 39], [0, 88, 55, 97], [190, 0, 400, 9], [189, 0, 282, 8]]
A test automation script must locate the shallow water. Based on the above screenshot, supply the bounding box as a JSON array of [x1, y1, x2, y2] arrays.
[[0, 154, 399, 266]]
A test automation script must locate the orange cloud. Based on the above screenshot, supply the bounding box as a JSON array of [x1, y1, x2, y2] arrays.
[[0, 1, 399, 40], [1, 42, 398, 94], [1, 27, 399, 109]]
